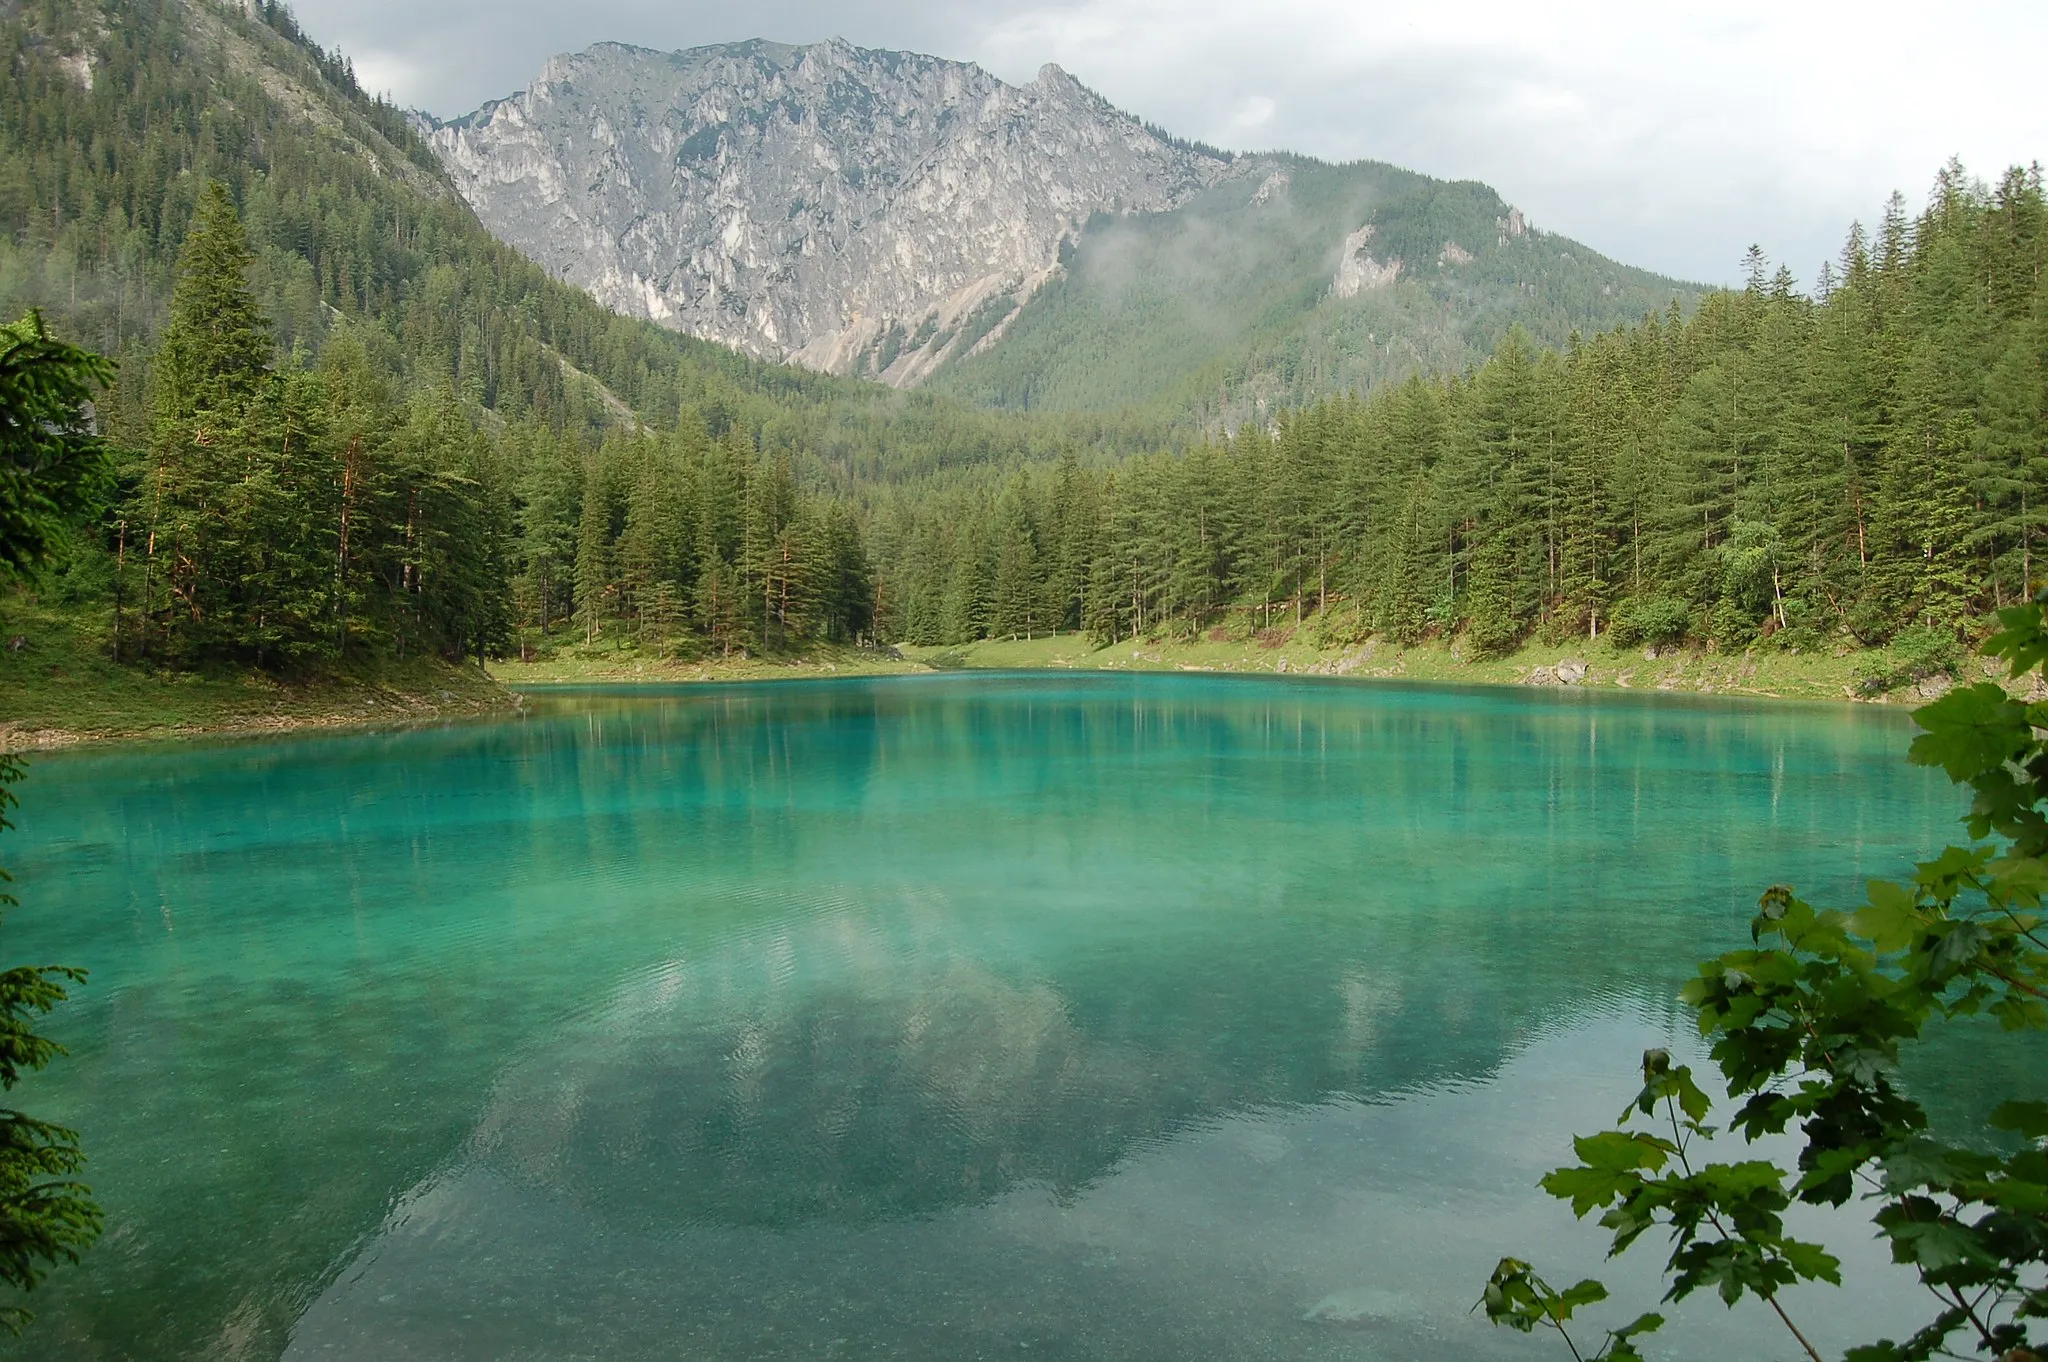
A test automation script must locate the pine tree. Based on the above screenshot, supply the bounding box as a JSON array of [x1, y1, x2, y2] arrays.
[[573, 454, 614, 645], [1978, 319, 2048, 596], [137, 182, 336, 666], [150, 182, 271, 425], [816, 501, 873, 643], [317, 329, 396, 659], [1450, 327, 1543, 647], [1464, 531, 1520, 657], [0, 313, 112, 579], [1558, 341, 1619, 638], [1045, 450, 1092, 631], [743, 452, 798, 649], [515, 429, 581, 639], [989, 504, 1042, 640], [694, 555, 744, 656], [1380, 474, 1438, 645], [0, 321, 104, 1329]]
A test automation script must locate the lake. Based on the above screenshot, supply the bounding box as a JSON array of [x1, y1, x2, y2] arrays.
[[0, 673, 2016, 1360]]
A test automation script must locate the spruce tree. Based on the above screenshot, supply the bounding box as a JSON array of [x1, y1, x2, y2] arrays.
[[694, 556, 743, 656], [743, 453, 798, 649], [515, 430, 581, 639], [138, 182, 340, 666], [0, 313, 112, 579], [317, 329, 396, 659], [573, 454, 614, 645], [150, 182, 272, 425], [1380, 475, 1438, 645]]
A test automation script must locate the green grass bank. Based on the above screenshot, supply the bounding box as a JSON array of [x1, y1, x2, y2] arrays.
[[488, 641, 926, 687], [898, 628, 1999, 705], [6, 599, 2012, 749], [0, 594, 508, 749]]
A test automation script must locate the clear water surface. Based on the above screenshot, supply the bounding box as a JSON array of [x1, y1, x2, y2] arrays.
[[0, 673, 2026, 1361]]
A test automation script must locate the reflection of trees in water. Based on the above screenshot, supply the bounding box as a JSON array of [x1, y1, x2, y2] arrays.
[[1, 676, 1956, 1359], [454, 886, 1627, 1229]]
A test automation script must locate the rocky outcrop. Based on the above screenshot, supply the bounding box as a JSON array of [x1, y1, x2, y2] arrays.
[[1524, 659, 1590, 686], [1331, 224, 1400, 297], [425, 39, 1237, 382]]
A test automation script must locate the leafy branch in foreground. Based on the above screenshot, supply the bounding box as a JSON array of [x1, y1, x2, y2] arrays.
[[1482, 591, 2048, 1362]]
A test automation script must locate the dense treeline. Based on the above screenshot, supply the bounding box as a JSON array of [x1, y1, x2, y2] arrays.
[[91, 184, 872, 669], [10, 0, 2044, 674], [0, 0, 1096, 667], [881, 164, 2048, 656]]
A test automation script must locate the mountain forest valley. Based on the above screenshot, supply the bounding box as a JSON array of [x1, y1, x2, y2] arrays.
[[0, 0, 2043, 735], [9, 4, 2048, 1362]]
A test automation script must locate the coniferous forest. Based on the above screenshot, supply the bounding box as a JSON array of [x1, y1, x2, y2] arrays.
[[2, 0, 2044, 679], [108, 182, 878, 669], [876, 169, 2048, 658], [0, 0, 1097, 669]]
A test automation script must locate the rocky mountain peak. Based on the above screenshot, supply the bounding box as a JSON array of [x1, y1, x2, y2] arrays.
[[426, 39, 1239, 383]]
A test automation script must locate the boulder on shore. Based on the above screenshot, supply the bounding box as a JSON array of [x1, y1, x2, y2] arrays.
[[1524, 660, 1589, 687]]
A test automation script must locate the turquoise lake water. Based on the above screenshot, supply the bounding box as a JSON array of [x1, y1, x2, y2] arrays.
[[0, 673, 2021, 1360]]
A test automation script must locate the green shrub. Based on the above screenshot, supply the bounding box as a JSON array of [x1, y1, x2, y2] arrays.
[[1846, 596, 1895, 646], [1309, 607, 1368, 649], [1894, 624, 1963, 678], [1709, 598, 1760, 649], [1856, 624, 1965, 694], [1606, 597, 1690, 650]]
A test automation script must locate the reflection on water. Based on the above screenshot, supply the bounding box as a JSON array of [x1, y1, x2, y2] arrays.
[[0, 674, 2012, 1359]]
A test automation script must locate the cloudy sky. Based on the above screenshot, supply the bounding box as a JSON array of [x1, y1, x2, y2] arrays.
[[294, 0, 2047, 287]]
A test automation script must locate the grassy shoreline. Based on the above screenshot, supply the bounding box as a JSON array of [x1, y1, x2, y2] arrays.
[[488, 641, 927, 688], [0, 596, 510, 750], [890, 630, 1965, 703], [6, 601, 2008, 748], [498, 627, 2004, 708]]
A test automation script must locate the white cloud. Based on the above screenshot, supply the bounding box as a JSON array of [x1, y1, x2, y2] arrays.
[[291, 0, 2048, 285], [1228, 96, 1275, 134], [971, 0, 2048, 282], [346, 50, 422, 106]]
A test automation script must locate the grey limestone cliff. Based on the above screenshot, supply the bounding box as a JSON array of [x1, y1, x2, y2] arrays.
[[427, 39, 1237, 383]]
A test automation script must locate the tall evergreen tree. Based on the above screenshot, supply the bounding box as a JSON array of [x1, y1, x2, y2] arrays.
[[0, 313, 111, 578]]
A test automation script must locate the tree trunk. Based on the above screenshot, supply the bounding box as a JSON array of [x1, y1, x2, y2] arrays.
[[111, 519, 127, 663]]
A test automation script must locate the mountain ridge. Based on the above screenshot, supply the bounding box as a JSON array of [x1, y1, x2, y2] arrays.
[[421, 36, 1702, 416], [422, 38, 1240, 386]]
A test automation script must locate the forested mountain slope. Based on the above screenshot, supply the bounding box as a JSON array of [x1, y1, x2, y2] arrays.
[[0, 0, 1135, 692], [879, 167, 2048, 663], [5, 0, 2041, 698], [926, 158, 1698, 423], [0, 0, 1150, 489]]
